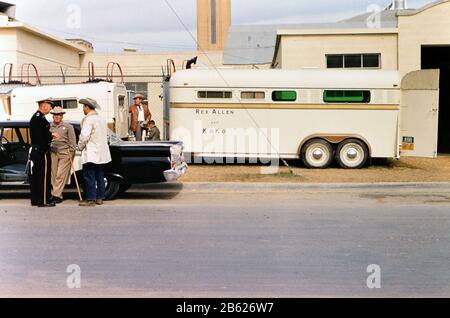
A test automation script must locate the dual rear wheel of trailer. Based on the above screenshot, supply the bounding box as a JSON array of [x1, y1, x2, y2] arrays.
[[301, 138, 369, 169]]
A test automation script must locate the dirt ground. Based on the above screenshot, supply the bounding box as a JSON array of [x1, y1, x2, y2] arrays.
[[179, 156, 450, 183]]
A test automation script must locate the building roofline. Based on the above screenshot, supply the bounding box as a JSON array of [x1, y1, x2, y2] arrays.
[[0, 20, 88, 53], [271, 28, 398, 67], [276, 28, 398, 36], [397, 0, 450, 16]]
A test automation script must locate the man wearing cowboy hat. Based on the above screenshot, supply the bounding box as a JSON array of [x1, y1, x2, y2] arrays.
[[129, 94, 151, 141], [29, 98, 57, 207], [78, 98, 112, 207], [49, 106, 77, 204]]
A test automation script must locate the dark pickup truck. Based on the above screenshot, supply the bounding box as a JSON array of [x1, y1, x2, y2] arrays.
[[0, 121, 187, 200]]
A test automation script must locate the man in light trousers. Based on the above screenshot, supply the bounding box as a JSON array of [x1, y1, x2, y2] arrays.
[[77, 98, 112, 207], [49, 106, 77, 204]]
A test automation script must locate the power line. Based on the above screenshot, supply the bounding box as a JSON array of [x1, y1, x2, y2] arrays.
[[163, 0, 301, 176]]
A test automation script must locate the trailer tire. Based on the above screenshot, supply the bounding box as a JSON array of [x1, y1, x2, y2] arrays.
[[336, 139, 369, 169], [301, 139, 334, 169]]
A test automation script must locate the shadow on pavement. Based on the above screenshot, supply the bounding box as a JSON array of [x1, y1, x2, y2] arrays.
[[0, 183, 184, 201], [120, 183, 184, 200]]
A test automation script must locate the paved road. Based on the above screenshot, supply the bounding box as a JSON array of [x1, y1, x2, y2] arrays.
[[1, 183, 450, 297]]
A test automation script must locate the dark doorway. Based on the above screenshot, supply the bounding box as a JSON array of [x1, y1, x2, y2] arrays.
[[422, 46, 450, 153]]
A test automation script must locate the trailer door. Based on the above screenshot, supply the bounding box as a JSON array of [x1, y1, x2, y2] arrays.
[[400, 69, 440, 158]]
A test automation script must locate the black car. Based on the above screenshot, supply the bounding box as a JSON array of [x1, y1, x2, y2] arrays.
[[0, 121, 187, 200]]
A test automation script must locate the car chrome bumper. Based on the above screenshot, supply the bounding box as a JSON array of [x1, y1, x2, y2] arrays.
[[163, 163, 188, 182]]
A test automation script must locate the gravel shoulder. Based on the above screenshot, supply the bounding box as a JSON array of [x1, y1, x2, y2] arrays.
[[179, 156, 450, 183]]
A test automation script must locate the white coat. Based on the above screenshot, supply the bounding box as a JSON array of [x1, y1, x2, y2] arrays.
[[78, 110, 112, 165]]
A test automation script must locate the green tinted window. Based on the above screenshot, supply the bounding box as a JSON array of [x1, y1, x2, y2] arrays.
[[323, 90, 371, 103], [272, 91, 297, 102]]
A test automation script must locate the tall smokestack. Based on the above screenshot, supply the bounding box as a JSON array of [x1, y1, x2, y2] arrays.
[[393, 0, 408, 10]]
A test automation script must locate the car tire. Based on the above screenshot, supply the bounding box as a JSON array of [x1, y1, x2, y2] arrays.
[[301, 139, 334, 169], [105, 177, 121, 201], [336, 139, 369, 169], [119, 183, 131, 195]]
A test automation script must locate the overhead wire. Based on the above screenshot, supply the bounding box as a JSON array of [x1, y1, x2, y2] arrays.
[[163, 0, 301, 176]]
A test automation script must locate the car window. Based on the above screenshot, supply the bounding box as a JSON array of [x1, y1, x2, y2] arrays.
[[1, 127, 30, 145]]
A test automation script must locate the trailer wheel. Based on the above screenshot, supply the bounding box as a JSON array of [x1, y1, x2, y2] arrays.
[[301, 139, 334, 169], [336, 139, 369, 169]]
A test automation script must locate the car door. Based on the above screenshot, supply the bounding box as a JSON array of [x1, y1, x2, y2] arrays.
[[0, 126, 29, 181]]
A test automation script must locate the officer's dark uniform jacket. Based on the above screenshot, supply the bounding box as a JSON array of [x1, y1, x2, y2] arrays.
[[29, 111, 53, 206]]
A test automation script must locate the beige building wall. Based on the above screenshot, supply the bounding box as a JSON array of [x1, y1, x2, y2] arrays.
[[398, 1, 450, 76], [197, 0, 231, 51], [0, 28, 17, 76], [14, 29, 83, 85], [274, 31, 398, 70]]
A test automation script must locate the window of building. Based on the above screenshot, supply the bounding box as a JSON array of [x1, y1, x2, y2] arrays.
[[326, 54, 381, 69], [211, 0, 217, 45], [52, 99, 78, 109], [344, 55, 363, 68], [323, 90, 371, 103], [197, 91, 232, 99], [241, 91, 266, 100], [272, 91, 297, 102], [125, 83, 148, 99], [363, 54, 380, 68], [326, 55, 344, 68]]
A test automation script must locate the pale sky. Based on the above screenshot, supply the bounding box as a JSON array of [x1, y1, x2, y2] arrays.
[[8, 0, 432, 52]]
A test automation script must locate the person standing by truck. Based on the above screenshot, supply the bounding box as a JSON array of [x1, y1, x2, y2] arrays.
[[146, 120, 161, 141], [29, 98, 57, 208], [78, 98, 112, 207], [49, 106, 77, 204], [129, 94, 151, 141]]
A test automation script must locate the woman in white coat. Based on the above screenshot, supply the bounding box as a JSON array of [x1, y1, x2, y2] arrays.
[[78, 98, 112, 207]]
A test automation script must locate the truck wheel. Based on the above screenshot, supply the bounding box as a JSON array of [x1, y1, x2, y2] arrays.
[[336, 139, 369, 169], [301, 139, 334, 169], [104, 177, 121, 200]]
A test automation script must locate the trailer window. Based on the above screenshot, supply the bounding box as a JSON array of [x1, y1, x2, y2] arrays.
[[323, 90, 371, 103], [198, 91, 232, 99], [51, 99, 78, 109], [272, 91, 297, 102], [241, 91, 266, 100], [63, 100, 78, 109]]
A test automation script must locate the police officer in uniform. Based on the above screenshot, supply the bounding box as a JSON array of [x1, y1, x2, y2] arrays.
[[29, 98, 57, 207]]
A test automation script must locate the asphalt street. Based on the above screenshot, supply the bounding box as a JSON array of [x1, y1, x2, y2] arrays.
[[1, 183, 450, 297]]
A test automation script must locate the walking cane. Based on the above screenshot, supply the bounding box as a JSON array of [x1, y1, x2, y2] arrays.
[[68, 149, 83, 202]]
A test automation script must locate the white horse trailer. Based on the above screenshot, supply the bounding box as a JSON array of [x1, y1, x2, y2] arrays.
[[168, 69, 404, 168], [1, 81, 129, 139]]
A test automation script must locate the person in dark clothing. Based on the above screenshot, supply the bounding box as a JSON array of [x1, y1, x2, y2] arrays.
[[146, 120, 161, 141], [29, 98, 58, 208]]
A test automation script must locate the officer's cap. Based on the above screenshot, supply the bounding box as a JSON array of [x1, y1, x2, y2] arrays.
[[37, 98, 54, 106]]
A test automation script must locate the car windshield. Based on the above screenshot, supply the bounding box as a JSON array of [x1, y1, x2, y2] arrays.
[[107, 129, 122, 145]]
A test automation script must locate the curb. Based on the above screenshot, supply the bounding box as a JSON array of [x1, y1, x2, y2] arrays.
[[132, 182, 450, 192]]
